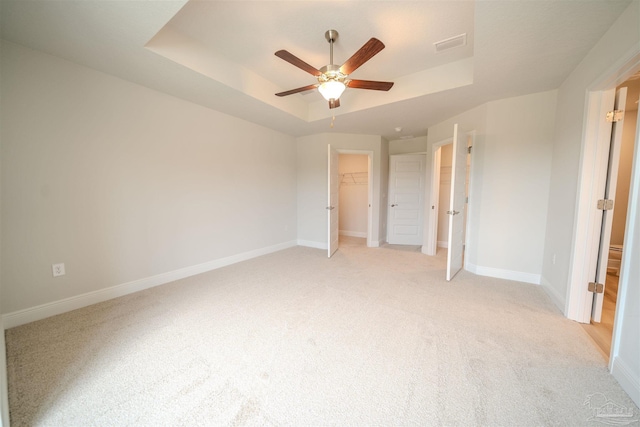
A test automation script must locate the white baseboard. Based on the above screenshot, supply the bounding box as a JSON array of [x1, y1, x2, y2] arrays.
[[611, 356, 640, 408], [297, 239, 327, 250], [2, 240, 297, 329], [297, 239, 382, 249], [466, 262, 541, 285], [339, 230, 367, 238], [540, 277, 566, 313], [437, 240, 448, 248]]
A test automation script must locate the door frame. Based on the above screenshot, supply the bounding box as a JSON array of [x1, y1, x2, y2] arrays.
[[565, 52, 640, 379], [566, 53, 640, 324], [335, 149, 374, 247], [425, 137, 452, 256], [424, 131, 476, 263]]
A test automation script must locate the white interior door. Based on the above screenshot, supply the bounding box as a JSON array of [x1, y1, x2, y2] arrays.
[[446, 124, 466, 281], [592, 87, 627, 322], [387, 154, 426, 245], [328, 144, 339, 258]]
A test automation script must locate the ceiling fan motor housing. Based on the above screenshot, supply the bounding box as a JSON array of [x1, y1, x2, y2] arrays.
[[318, 64, 346, 83]]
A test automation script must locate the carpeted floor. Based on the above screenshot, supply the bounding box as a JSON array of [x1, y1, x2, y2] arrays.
[[5, 239, 639, 426]]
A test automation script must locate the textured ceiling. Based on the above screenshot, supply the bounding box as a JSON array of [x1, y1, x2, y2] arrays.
[[0, 0, 633, 140]]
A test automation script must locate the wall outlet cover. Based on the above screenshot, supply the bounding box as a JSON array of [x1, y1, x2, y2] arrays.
[[52, 263, 66, 277]]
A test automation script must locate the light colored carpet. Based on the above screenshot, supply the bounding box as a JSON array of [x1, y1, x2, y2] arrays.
[[5, 240, 639, 426]]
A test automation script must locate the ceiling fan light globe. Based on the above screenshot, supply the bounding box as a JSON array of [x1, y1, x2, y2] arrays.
[[318, 80, 346, 101]]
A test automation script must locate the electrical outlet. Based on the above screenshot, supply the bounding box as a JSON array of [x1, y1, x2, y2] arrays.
[[52, 263, 65, 277]]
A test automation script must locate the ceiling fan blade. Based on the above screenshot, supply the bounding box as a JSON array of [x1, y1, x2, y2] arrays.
[[275, 84, 319, 97], [339, 38, 385, 75], [346, 79, 394, 91], [275, 50, 322, 77], [329, 98, 340, 109]]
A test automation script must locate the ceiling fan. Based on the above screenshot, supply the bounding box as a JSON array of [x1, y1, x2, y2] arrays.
[[275, 30, 394, 109]]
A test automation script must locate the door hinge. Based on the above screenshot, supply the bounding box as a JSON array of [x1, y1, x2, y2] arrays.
[[597, 199, 614, 210], [467, 146, 472, 154], [606, 110, 625, 123], [588, 282, 604, 294]]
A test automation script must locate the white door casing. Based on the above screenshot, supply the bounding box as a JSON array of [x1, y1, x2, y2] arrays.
[[328, 144, 339, 258], [446, 124, 467, 281], [592, 87, 627, 322], [387, 154, 426, 245], [567, 88, 617, 323]]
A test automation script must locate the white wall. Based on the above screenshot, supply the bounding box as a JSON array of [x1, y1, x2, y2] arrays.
[[296, 133, 386, 248], [476, 91, 556, 279], [389, 136, 427, 155], [0, 41, 297, 318], [541, 0, 640, 308], [540, 0, 640, 405], [612, 107, 640, 407], [426, 91, 557, 283], [338, 154, 368, 238]]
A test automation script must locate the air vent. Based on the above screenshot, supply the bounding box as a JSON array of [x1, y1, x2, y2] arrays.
[[434, 33, 467, 53]]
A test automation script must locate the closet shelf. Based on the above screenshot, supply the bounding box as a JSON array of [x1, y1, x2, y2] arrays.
[[340, 171, 368, 185]]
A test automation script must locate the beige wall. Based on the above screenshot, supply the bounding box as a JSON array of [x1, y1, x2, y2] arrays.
[[1, 41, 297, 314], [389, 136, 427, 155], [338, 154, 369, 238]]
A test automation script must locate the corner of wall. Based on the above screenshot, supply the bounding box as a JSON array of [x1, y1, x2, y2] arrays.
[[540, 276, 567, 314], [611, 356, 640, 408]]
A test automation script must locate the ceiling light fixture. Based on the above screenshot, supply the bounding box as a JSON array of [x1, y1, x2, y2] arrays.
[[318, 79, 346, 101]]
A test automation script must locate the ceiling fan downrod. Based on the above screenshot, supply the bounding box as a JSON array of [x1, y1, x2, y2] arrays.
[[325, 29, 338, 65], [320, 29, 344, 83]]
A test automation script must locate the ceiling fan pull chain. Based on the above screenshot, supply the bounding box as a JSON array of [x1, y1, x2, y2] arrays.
[[331, 114, 336, 128]]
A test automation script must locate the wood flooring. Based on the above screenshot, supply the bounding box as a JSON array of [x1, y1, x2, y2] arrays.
[[581, 273, 619, 359]]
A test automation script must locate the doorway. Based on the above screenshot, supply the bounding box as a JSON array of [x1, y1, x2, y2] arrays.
[[425, 132, 474, 263], [582, 74, 639, 357], [338, 153, 371, 249], [327, 149, 373, 255]]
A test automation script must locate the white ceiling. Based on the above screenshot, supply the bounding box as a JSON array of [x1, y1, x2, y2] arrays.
[[0, 0, 632, 140]]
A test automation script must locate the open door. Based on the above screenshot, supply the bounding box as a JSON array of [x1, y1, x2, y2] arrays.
[[446, 124, 467, 281], [591, 87, 627, 322], [328, 144, 339, 258]]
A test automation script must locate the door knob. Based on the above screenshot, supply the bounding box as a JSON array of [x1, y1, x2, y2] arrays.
[[391, 204, 397, 207]]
